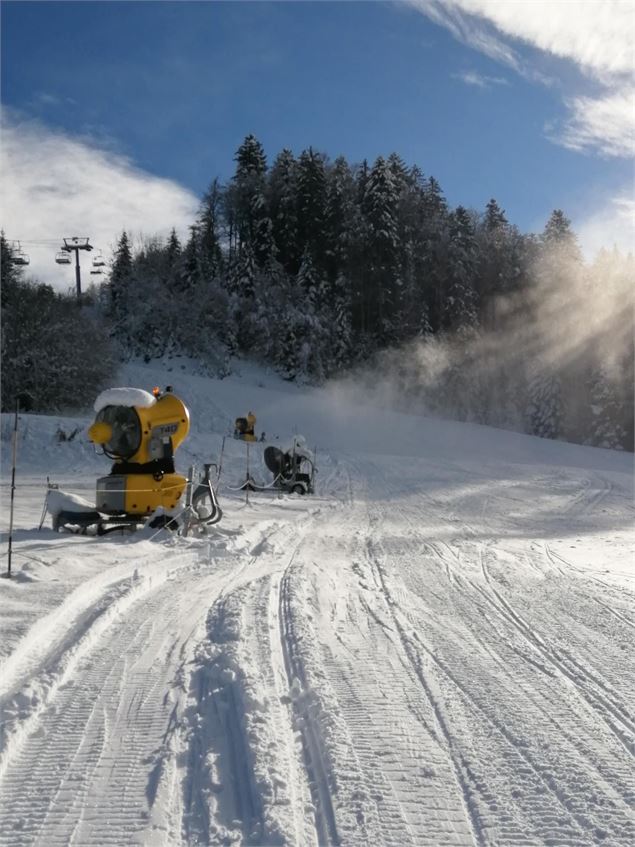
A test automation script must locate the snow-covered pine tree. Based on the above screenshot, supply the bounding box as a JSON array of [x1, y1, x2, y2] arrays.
[[234, 240, 257, 299], [231, 134, 275, 267], [235, 133, 267, 175], [254, 264, 292, 366], [327, 272, 353, 373], [296, 247, 325, 306], [294, 306, 328, 384], [165, 228, 181, 268], [198, 179, 224, 278], [1, 254, 114, 412], [484, 197, 507, 232], [230, 241, 259, 352], [364, 155, 400, 343], [108, 231, 133, 323], [274, 305, 303, 380], [252, 192, 276, 268], [586, 365, 628, 449], [324, 155, 355, 286], [443, 206, 478, 334], [420, 176, 451, 333], [542, 209, 582, 261], [579, 248, 634, 450], [177, 225, 202, 294], [387, 152, 409, 190], [476, 198, 511, 324], [527, 368, 564, 440], [124, 237, 172, 359], [0, 233, 20, 309], [348, 160, 372, 342], [521, 210, 583, 439], [296, 147, 328, 273], [294, 248, 330, 378], [385, 156, 412, 341], [180, 273, 232, 373], [389, 166, 430, 341], [268, 148, 299, 274], [435, 207, 485, 422], [617, 343, 635, 451]]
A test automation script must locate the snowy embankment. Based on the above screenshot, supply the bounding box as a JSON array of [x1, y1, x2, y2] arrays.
[[0, 358, 633, 847]]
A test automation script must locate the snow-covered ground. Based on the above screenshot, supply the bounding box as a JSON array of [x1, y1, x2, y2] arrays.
[[1, 359, 633, 846]]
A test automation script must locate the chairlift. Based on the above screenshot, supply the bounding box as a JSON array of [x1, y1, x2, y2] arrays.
[[63, 237, 92, 250], [10, 241, 30, 266], [92, 251, 106, 268], [90, 267, 103, 275], [55, 251, 72, 265]]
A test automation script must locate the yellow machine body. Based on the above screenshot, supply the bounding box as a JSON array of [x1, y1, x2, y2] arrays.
[[95, 471, 187, 516], [234, 411, 257, 442], [89, 390, 191, 517], [131, 392, 190, 463]]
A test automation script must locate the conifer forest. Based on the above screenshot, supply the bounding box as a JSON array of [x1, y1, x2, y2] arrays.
[[2, 135, 633, 450]]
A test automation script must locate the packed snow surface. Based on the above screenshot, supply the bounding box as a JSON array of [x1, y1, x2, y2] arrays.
[[93, 386, 156, 412], [46, 487, 96, 516], [1, 358, 633, 846]]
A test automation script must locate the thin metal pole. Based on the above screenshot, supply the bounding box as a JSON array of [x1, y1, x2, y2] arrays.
[[217, 436, 225, 484], [73, 248, 82, 303], [181, 465, 194, 538], [38, 476, 50, 531], [245, 442, 250, 505], [7, 400, 19, 577]]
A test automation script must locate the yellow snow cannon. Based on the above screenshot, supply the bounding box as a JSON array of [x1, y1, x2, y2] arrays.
[[234, 411, 257, 441], [88, 385, 190, 519]]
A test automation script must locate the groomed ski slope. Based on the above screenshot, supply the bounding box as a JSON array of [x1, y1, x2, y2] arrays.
[[0, 360, 633, 847]]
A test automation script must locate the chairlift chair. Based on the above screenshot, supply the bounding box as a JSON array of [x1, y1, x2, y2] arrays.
[[10, 241, 30, 266], [92, 251, 106, 268], [55, 251, 72, 265]]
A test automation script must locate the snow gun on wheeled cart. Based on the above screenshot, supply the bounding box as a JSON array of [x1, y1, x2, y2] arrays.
[[241, 436, 315, 495], [49, 386, 222, 535]]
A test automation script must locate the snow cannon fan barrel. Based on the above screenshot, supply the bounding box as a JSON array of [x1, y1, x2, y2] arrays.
[[88, 386, 190, 517]]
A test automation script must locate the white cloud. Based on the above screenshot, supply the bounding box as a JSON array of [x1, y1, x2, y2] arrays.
[[453, 70, 509, 88], [34, 92, 62, 106], [414, 0, 522, 71], [435, 0, 633, 78], [557, 88, 635, 158], [409, 0, 635, 157], [1, 111, 199, 292], [575, 192, 635, 260]]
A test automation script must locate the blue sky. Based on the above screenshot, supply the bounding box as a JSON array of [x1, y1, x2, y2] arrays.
[[2, 1, 633, 287]]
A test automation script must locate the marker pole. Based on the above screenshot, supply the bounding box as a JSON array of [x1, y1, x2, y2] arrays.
[[245, 442, 250, 505], [6, 400, 19, 577]]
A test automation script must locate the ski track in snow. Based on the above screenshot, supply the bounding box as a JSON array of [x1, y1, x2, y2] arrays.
[[349, 457, 634, 846], [0, 538, 242, 845], [1, 366, 633, 847]]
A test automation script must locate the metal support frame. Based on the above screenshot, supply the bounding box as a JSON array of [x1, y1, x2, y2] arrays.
[[60, 237, 93, 303]]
